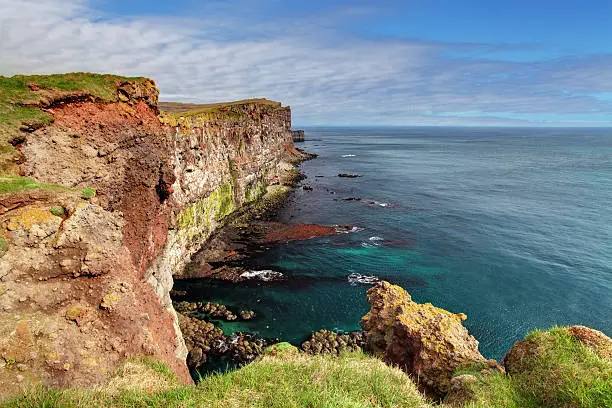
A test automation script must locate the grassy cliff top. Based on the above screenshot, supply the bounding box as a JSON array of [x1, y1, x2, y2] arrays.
[[3, 350, 432, 408], [0, 72, 155, 177], [159, 99, 282, 114], [158, 98, 289, 127], [4, 327, 610, 407]]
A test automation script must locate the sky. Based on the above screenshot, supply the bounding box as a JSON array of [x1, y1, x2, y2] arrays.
[[1, 0, 611, 126]]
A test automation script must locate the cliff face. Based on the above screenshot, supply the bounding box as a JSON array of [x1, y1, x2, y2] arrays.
[[0, 74, 300, 396]]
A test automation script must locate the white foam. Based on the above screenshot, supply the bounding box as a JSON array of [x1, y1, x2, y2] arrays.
[[240, 270, 284, 281], [334, 225, 363, 234], [348, 273, 380, 285], [341, 154, 357, 157]]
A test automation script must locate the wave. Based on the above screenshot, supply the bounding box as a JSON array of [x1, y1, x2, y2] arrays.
[[348, 273, 380, 286], [341, 154, 357, 157], [240, 270, 285, 281], [335, 226, 363, 234]]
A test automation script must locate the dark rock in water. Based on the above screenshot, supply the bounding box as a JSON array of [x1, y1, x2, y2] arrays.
[[239, 310, 257, 320], [315, 175, 324, 178], [174, 300, 255, 323], [170, 289, 187, 297], [179, 312, 278, 370], [343, 197, 361, 201], [338, 173, 361, 178], [291, 130, 305, 142], [302, 185, 313, 191], [187, 347, 206, 368], [301, 329, 365, 356]]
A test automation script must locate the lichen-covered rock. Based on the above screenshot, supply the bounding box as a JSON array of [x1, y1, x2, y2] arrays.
[[360, 281, 486, 398]]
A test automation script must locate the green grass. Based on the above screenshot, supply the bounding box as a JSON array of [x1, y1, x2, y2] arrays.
[[0, 175, 69, 195], [49, 206, 65, 217], [81, 187, 96, 200], [454, 327, 612, 408], [2, 352, 433, 408]]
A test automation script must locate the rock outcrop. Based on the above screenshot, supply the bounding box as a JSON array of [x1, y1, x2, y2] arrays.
[[291, 130, 305, 142], [360, 281, 492, 398], [0, 74, 302, 396]]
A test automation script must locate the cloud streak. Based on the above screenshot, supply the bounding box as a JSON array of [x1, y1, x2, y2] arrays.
[[1, 0, 611, 126]]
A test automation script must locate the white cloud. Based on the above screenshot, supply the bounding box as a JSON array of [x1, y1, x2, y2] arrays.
[[1, 0, 611, 126]]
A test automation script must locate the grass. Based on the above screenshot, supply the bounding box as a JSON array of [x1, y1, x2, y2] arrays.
[[2, 352, 433, 408], [81, 187, 96, 200], [0, 175, 69, 195], [455, 327, 612, 408]]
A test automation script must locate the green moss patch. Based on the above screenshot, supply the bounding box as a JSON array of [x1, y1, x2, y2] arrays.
[[178, 183, 237, 240], [49, 206, 65, 217], [81, 187, 96, 200]]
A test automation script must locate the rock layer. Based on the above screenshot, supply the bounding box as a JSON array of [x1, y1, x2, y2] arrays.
[[360, 281, 488, 398]]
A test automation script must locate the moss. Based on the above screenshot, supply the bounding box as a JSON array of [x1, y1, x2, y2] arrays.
[[49, 206, 65, 217], [81, 187, 96, 200], [177, 182, 237, 240], [0, 237, 7, 255], [244, 177, 267, 203]]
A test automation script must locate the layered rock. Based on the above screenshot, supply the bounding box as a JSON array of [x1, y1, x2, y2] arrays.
[[0, 75, 301, 396], [360, 281, 491, 398]]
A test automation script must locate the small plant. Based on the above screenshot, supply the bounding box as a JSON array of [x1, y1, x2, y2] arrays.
[[49, 206, 65, 217], [81, 187, 96, 200], [0, 237, 7, 257]]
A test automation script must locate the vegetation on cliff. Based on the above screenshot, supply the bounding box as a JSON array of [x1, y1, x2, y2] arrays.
[[3, 350, 432, 408], [451, 326, 611, 408]]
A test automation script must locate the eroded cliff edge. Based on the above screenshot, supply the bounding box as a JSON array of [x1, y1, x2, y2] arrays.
[[0, 73, 304, 396]]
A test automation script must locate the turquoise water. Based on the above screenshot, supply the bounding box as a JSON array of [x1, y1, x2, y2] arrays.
[[176, 127, 612, 360]]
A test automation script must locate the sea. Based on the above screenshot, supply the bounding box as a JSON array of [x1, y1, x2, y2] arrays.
[[175, 126, 612, 361]]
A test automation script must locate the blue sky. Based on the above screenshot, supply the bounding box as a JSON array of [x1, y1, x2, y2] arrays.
[[1, 0, 611, 126]]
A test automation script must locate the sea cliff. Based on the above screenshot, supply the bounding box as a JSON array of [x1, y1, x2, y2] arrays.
[[0, 73, 305, 396]]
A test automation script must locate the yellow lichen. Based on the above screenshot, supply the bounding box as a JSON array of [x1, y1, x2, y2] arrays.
[[65, 305, 88, 321], [100, 292, 120, 310], [6, 207, 57, 231]]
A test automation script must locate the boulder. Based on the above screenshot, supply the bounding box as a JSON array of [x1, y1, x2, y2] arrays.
[[360, 281, 487, 398]]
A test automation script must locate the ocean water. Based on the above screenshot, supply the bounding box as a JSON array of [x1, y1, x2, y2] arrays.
[[176, 127, 612, 361]]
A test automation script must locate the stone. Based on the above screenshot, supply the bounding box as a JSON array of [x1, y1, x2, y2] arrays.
[[360, 281, 486, 398]]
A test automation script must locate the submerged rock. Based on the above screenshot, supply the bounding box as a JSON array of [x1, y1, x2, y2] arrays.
[[360, 281, 488, 398], [338, 173, 361, 178]]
